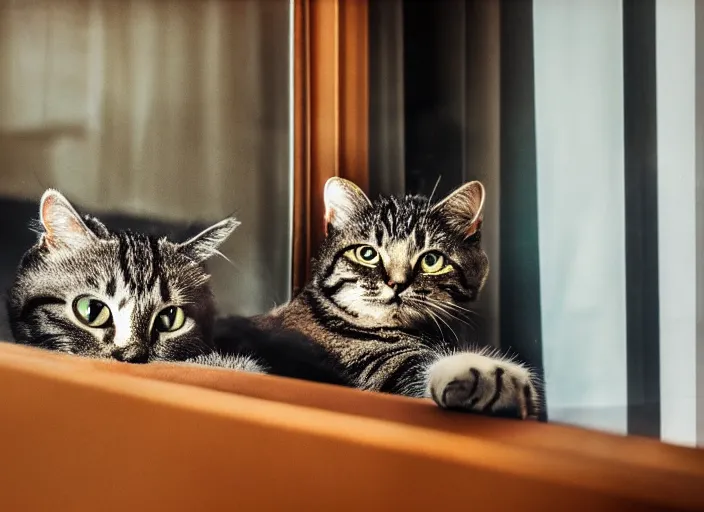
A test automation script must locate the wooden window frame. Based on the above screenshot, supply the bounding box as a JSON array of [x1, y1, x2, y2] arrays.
[[1, 342, 704, 511], [292, 0, 369, 294]]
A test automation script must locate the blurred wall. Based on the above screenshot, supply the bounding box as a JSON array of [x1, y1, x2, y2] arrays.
[[0, 0, 292, 317]]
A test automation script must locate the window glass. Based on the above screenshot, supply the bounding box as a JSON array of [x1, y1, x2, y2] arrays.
[[0, 0, 292, 342], [369, 0, 703, 448]]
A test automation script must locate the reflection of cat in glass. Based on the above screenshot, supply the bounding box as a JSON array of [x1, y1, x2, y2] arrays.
[[8, 190, 349, 386], [247, 178, 539, 418]]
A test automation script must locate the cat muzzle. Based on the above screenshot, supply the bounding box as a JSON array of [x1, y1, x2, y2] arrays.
[[111, 344, 149, 364]]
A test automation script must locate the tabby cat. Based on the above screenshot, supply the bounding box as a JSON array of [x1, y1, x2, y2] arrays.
[[7, 189, 350, 386], [252, 178, 539, 417]]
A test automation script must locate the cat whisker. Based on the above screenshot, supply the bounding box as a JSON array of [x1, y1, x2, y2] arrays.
[[407, 299, 446, 345], [417, 296, 465, 321], [421, 175, 443, 228], [423, 297, 480, 330], [436, 300, 482, 318], [424, 297, 481, 320], [212, 248, 240, 270], [414, 299, 461, 344], [405, 297, 458, 344], [427, 310, 447, 345]]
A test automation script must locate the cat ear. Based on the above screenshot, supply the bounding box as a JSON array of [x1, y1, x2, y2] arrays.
[[432, 181, 486, 238], [323, 177, 372, 235], [177, 217, 240, 262], [39, 189, 97, 250]]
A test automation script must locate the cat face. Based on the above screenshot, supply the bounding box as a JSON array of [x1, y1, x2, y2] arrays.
[[8, 189, 238, 362], [311, 178, 489, 329]]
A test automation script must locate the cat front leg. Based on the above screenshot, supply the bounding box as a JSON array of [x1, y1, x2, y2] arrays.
[[426, 351, 540, 419]]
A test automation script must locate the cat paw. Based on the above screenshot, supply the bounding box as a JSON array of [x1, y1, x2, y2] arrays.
[[427, 352, 539, 419], [184, 352, 268, 374]]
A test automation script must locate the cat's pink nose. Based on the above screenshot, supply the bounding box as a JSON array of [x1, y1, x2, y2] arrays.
[[387, 279, 409, 294]]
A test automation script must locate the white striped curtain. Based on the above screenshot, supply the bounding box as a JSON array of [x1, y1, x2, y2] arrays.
[[370, 0, 704, 447], [534, 0, 700, 447]]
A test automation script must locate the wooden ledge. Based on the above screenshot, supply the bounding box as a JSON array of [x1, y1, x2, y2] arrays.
[[1, 342, 703, 511]]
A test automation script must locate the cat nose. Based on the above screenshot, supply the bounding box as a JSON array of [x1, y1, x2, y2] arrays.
[[387, 279, 410, 295], [111, 344, 149, 364], [387, 265, 410, 289]]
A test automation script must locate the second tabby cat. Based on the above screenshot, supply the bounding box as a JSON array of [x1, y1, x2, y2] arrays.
[[250, 178, 540, 417]]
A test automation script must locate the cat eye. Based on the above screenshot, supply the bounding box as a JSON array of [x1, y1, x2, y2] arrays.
[[356, 246, 380, 264], [419, 251, 452, 275], [154, 306, 186, 333], [345, 245, 381, 268], [73, 296, 112, 328]]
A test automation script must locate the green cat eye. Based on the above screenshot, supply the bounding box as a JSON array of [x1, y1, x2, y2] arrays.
[[345, 245, 380, 267], [420, 251, 452, 275], [73, 296, 112, 328], [356, 246, 379, 264], [154, 306, 186, 333]]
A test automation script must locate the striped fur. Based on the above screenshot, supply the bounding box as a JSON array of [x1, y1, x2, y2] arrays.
[[8, 190, 357, 389], [8, 190, 237, 363], [255, 178, 540, 418]]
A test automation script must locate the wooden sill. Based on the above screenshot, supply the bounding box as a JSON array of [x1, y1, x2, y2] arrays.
[[0, 342, 703, 511]]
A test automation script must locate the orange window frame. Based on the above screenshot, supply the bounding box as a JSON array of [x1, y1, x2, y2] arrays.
[[1, 341, 704, 511], [292, 0, 369, 294]]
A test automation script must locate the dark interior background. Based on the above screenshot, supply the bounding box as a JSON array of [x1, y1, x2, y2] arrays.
[[370, 0, 546, 418], [403, 0, 466, 199]]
